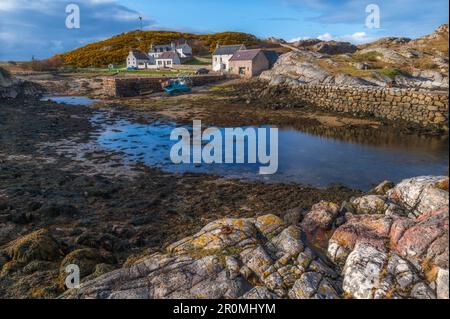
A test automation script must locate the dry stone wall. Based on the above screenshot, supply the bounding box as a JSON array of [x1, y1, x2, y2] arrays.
[[102, 75, 226, 98], [102, 75, 448, 130], [283, 83, 448, 130]]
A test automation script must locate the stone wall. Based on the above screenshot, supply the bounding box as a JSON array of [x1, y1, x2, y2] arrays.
[[280, 83, 448, 130], [102, 75, 226, 98]]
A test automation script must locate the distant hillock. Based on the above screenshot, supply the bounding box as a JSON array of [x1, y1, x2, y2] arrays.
[[57, 31, 261, 68]]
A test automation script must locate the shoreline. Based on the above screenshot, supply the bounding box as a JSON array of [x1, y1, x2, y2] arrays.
[[20, 71, 448, 136], [0, 97, 362, 298], [0, 72, 448, 298]]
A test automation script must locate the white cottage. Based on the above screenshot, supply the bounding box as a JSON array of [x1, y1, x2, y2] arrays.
[[212, 44, 246, 72], [155, 51, 181, 68], [126, 50, 151, 69], [149, 42, 192, 60], [174, 43, 193, 58]]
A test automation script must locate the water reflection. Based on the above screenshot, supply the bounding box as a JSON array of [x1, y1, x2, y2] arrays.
[[44, 95, 448, 190], [302, 125, 449, 156], [41, 96, 100, 106], [94, 116, 449, 190]]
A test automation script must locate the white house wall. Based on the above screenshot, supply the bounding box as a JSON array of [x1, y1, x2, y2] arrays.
[[212, 54, 233, 72], [127, 54, 137, 68]]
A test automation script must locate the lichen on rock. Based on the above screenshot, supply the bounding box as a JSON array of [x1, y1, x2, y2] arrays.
[[62, 214, 341, 299], [59, 176, 448, 299]]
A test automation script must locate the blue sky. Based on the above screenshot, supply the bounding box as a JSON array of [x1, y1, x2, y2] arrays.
[[0, 0, 448, 61]]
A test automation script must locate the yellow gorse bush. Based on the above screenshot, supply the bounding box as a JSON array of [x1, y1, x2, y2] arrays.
[[58, 31, 259, 68]]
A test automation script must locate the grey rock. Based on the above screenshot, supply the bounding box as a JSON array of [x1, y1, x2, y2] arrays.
[[436, 268, 449, 299], [242, 286, 279, 299], [61, 214, 341, 299], [350, 195, 388, 215], [353, 62, 373, 70], [387, 176, 449, 216], [342, 243, 387, 299], [282, 207, 303, 225], [288, 272, 339, 299], [371, 180, 395, 195], [314, 41, 357, 55]]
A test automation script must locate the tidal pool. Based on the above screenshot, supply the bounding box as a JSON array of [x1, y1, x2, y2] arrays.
[[94, 117, 449, 190], [45, 96, 448, 190], [41, 96, 100, 105]]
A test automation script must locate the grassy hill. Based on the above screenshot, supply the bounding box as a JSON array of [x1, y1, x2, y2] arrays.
[[57, 30, 261, 68]]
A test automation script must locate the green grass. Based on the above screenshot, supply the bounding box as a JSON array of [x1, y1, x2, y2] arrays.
[[209, 85, 233, 92], [183, 58, 210, 65], [377, 68, 407, 79], [352, 51, 383, 62], [64, 67, 195, 76], [337, 66, 408, 79]]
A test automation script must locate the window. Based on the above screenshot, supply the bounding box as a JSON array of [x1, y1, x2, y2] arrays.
[[239, 67, 246, 75]]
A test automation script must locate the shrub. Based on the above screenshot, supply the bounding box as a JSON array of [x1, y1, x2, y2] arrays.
[[58, 30, 259, 68], [24, 56, 64, 71]]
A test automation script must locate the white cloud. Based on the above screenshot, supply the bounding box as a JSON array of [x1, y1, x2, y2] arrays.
[[290, 31, 377, 45], [321, 31, 376, 44], [0, 0, 16, 11], [0, 0, 156, 60], [317, 32, 333, 41], [0, 0, 56, 12], [289, 36, 311, 42]]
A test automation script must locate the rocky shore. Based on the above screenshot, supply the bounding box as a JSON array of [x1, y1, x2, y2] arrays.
[[0, 97, 360, 298], [0, 68, 448, 299], [263, 24, 449, 91], [0, 67, 45, 99], [62, 176, 449, 299]]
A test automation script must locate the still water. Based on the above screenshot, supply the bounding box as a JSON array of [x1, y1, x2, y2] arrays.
[[95, 118, 448, 190], [41, 96, 100, 105], [45, 96, 449, 190]]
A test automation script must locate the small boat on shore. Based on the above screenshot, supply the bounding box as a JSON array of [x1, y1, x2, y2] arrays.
[[163, 77, 192, 95]]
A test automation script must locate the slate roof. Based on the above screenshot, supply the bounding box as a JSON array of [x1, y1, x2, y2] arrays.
[[151, 44, 173, 51], [229, 49, 262, 61], [156, 51, 179, 60], [176, 43, 191, 49], [213, 44, 245, 56], [130, 50, 150, 60], [150, 43, 191, 52]]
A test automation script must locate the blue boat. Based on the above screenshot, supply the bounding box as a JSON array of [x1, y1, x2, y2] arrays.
[[164, 78, 192, 95]]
